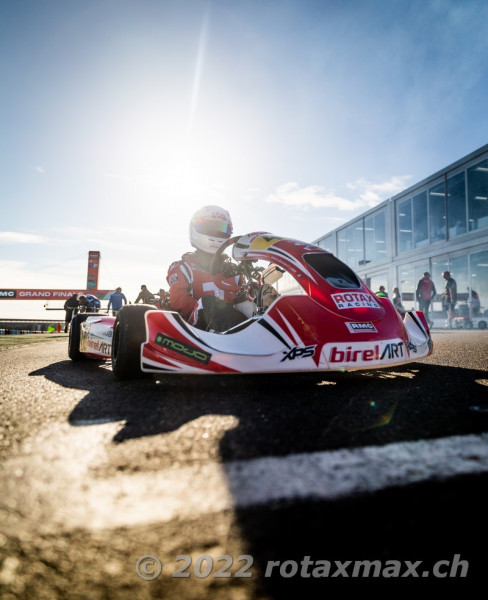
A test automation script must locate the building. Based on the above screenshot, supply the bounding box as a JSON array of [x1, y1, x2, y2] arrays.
[[278, 144, 488, 328]]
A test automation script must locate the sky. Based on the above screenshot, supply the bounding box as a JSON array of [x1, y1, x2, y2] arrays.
[[1, 0, 488, 320]]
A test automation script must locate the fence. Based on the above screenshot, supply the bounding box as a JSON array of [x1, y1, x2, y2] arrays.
[[0, 319, 64, 334]]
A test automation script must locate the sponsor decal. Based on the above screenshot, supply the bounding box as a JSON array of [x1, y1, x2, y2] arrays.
[[346, 322, 378, 333], [331, 292, 380, 310], [407, 341, 417, 353], [281, 345, 316, 362], [250, 235, 283, 251], [326, 340, 406, 365], [168, 273, 178, 285], [86, 339, 112, 355], [155, 334, 211, 364], [245, 231, 268, 242], [19, 291, 52, 298], [0, 289, 111, 300]]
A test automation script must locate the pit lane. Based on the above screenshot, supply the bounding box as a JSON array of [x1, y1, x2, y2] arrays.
[[1, 330, 487, 597]]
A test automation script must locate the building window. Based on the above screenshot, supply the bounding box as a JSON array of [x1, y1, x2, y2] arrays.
[[413, 191, 428, 247], [447, 171, 467, 238], [468, 159, 488, 231], [398, 198, 412, 253], [343, 222, 364, 268], [317, 235, 334, 253], [373, 211, 386, 261], [429, 181, 447, 243], [470, 250, 488, 317], [397, 262, 430, 309], [364, 215, 374, 263], [369, 274, 389, 297], [337, 229, 349, 264], [449, 254, 469, 306], [337, 222, 363, 268], [397, 265, 415, 309], [431, 255, 450, 313]]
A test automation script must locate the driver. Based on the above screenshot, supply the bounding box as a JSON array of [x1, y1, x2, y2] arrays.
[[166, 205, 248, 332]]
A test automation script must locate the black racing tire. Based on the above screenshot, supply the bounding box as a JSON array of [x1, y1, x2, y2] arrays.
[[464, 320, 473, 330], [478, 320, 487, 330], [68, 313, 91, 361], [111, 304, 157, 379]]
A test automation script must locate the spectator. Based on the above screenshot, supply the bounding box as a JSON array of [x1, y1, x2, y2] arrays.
[[392, 287, 405, 316], [107, 287, 127, 316], [441, 271, 457, 329], [78, 294, 101, 313], [134, 284, 156, 304], [63, 293, 79, 333], [376, 286, 388, 298], [416, 272, 436, 327]]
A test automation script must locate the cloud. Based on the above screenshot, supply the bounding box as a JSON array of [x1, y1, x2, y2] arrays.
[[240, 187, 261, 202], [103, 172, 129, 180], [266, 182, 361, 211], [28, 165, 45, 174], [52, 225, 165, 253], [0, 231, 47, 244], [347, 175, 412, 207], [0, 258, 82, 288], [266, 175, 412, 212]]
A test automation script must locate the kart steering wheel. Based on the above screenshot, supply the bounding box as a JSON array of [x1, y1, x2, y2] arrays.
[[210, 234, 267, 311], [209, 235, 241, 276]]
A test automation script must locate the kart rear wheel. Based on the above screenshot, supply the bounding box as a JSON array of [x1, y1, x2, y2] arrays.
[[479, 320, 487, 330], [68, 313, 91, 361], [111, 304, 157, 379]]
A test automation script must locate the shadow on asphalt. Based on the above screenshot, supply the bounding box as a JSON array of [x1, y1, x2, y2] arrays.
[[29, 359, 488, 592], [31, 359, 488, 456]]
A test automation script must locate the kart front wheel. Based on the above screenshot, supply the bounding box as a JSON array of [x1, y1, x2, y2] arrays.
[[68, 313, 91, 361], [111, 304, 157, 379]]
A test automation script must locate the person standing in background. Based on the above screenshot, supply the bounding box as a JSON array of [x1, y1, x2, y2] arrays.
[[416, 272, 436, 327], [441, 271, 457, 329], [392, 287, 405, 317], [78, 294, 101, 313], [63, 293, 79, 333], [134, 285, 156, 304], [107, 287, 127, 315]]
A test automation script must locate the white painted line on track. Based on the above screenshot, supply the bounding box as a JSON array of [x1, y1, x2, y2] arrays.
[[2, 424, 488, 534]]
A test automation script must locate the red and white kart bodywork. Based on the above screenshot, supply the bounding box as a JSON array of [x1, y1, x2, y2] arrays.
[[68, 232, 433, 378]]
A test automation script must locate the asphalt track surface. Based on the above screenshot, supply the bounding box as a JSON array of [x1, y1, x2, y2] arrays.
[[1, 329, 488, 598]]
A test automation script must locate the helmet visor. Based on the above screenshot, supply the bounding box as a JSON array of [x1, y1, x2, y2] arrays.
[[194, 218, 232, 238]]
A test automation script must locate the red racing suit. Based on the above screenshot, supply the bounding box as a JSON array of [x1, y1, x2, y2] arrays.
[[166, 251, 243, 325]]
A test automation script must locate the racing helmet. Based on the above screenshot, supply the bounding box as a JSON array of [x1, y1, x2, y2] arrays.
[[189, 205, 233, 254]]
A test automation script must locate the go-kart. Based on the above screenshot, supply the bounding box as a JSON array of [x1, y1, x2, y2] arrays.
[[68, 232, 433, 379]]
